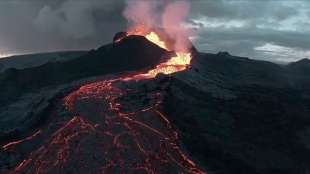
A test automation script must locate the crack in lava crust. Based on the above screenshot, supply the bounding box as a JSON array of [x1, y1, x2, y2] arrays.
[[9, 78, 206, 174]]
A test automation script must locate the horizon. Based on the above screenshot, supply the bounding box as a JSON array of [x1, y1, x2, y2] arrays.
[[0, 41, 308, 65]]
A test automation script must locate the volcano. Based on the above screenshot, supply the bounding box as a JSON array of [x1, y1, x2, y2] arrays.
[[1, 30, 310, 174], [0, 31, 206, 174]]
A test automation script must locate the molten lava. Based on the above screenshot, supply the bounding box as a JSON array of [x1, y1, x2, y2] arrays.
[[145, 32, 167, 50], [122, 29, 192, 81]]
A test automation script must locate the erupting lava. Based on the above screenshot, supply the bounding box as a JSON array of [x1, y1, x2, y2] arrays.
[[122, 28, 192, 81], [4, 29, 206, 174]]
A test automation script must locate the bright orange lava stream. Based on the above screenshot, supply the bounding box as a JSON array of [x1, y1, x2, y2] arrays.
[[122, 31, 192, 81]]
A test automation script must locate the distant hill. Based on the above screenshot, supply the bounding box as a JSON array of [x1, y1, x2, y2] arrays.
[[0, 51, 87, 72], [287, 58, 310, 73]]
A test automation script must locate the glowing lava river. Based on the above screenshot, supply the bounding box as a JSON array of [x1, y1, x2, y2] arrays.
[[5, 31, 207, 174]]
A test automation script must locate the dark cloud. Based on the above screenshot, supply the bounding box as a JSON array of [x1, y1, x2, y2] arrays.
[[190, 0, 310, 62], [0, 0, 126, 55], [189, 0, 298, 21], [0, 0, 309, 62]]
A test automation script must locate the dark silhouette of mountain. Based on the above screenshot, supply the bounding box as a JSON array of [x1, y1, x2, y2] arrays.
[[0, 51, 87, 72], [0, 35, 169, 107], [287, 58, 310, 75], [1, 34, 310, 174], [0, 63, 3, 72], [285, 58, 310, 88]]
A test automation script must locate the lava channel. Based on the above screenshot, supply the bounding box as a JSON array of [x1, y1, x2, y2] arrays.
[[8, 31, 206, 174]]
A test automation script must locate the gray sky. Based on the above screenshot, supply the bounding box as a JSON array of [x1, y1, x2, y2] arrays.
[[0, 0, 309, 63]]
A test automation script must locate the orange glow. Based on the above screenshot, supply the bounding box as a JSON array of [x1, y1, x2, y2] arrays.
[[145, 32, 168, 50], [122, 29, 192, 81]]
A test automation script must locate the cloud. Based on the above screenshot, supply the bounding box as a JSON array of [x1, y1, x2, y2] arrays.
[[34, 0, 120, 39], [0, 0, 126, 55], [255, 43, 310, 62], [189, 0, 298, 21], [189, 0, 310, 62]]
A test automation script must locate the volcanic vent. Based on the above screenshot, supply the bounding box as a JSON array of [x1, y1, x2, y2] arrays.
[[119, 28, 192, 81]]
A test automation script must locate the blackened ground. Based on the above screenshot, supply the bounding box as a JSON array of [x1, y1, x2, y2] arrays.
[[162, 52, 310, 174]]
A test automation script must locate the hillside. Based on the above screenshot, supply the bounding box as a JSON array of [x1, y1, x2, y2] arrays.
[[1, 35, 310, 174]]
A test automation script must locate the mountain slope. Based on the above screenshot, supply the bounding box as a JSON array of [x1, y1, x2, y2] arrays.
[[162, 53, 310, 174], [1, 36, 310, 174]]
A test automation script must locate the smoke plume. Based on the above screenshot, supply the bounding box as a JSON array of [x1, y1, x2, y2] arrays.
[[123, 0, 193, 52], [123, 0, 158, 30], [162, 1, 192, 52]]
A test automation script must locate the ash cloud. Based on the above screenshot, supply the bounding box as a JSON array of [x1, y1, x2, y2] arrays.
[[162, 1, 193, 52], [35, 0, 104, 39], [35, 3, 95, 39], [33, 0, 126, 44], [0, 0, 126, 56], [123, 0, 194, 52], [123, 0, 159, 30]]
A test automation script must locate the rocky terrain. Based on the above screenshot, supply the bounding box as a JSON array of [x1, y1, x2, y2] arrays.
[[1, 34, 310, 174], [163, 52, 310, 174]]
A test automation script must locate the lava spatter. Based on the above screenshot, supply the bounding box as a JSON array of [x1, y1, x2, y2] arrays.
[[8, 31, 206, 174]]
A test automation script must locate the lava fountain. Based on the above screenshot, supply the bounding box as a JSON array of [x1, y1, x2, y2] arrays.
[[120, 27, 192, 81]]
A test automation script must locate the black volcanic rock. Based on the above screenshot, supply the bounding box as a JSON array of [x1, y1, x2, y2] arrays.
[[160, 53, 310, 174], [113, 31, 127, 43]]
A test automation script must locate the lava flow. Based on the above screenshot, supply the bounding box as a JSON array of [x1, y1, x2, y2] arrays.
[[7, 30, 206, 174]]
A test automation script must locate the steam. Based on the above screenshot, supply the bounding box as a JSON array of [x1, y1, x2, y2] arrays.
[[34, 0, 97, 39], [123, 0, 193, 52], [123, 1, 158, 30], [162, 1, 192, 52], [34, 0, 123, 40]]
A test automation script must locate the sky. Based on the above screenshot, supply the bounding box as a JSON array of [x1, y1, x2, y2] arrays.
[[0, 0, 309, 63]]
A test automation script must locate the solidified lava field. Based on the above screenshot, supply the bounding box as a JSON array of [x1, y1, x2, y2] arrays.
[[7, 75, 206, 174]]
